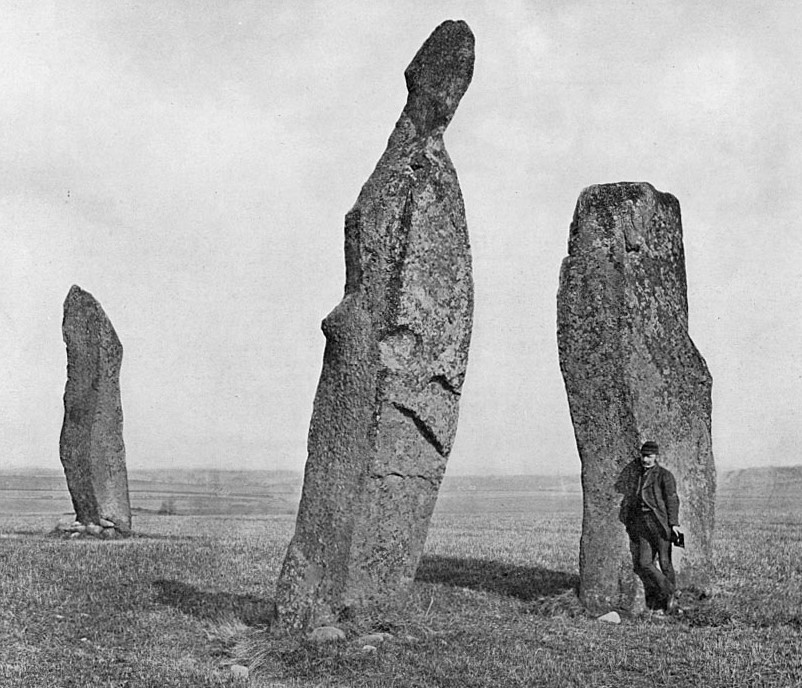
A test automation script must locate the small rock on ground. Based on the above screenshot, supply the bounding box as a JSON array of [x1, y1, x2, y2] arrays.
[[361, 645, 377, 653], [229, 664, 249, 679], [308, 626, 345, 643], [597, 611, 621, 624], [356, 632, 392, 646]]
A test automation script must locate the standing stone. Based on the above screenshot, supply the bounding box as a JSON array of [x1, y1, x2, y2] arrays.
[[557, 182, 715, 614], [275, 20, 474, 630], [59, 285, 131, 534]]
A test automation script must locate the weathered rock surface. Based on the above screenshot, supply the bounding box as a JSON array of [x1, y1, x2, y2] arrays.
[[59, 285, 131, 534], [275, 20, 475, 630], [557, 182, 715, 614]]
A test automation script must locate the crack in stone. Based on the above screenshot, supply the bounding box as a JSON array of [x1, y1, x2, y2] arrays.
[[378, 470, 438, 486], [428, 374, 460, 396], [392, 403, 446, 457]]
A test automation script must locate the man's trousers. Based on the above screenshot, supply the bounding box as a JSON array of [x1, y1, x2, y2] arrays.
[[635, 510, 676, 607]]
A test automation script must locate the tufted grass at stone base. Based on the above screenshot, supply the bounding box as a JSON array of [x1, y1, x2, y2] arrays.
[[1, 500, 801, 687]]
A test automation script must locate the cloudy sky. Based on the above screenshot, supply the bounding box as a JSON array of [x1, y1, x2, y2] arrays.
[[3, 1, 800, 475]]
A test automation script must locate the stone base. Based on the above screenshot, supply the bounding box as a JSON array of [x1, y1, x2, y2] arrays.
[[53, 515, 130, 540]]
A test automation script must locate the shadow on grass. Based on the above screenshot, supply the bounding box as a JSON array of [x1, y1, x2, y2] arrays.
[[153, 579, 275, 625], [128, 533, 202, 541], [415, 555, 578, 602]]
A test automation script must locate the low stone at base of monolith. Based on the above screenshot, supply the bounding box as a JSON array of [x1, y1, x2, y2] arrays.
[[274, 20, 475, 631], [59, 285, 131, 535], [557, 182, 715, 615]]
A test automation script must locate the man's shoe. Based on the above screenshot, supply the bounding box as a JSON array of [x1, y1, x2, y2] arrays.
[[665, 593, 679, 614]]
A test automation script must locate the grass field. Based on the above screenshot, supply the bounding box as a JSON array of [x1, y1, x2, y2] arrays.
[[0, 472, 800, 687]]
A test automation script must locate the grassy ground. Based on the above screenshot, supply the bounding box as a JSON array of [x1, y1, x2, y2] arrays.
[[0, 499, 800, 687]]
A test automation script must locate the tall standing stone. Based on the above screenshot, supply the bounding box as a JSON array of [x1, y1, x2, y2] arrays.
[[59, 285, 131, 534], [275, 20, 474, 630], [557, 182, 715, 614]]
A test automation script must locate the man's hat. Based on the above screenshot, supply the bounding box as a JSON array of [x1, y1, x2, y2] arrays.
[[641, 441, 659, 455]]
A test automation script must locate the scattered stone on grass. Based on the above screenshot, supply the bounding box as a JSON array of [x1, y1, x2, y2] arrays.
[[308, 626, 346, 643], [275, 19, 475, 631], [229, 664, 249, 679], [356, 632, 393, 646], [361, 645, 377, 653], [597, 611, 621, 624], [51, 515, 127, 540]]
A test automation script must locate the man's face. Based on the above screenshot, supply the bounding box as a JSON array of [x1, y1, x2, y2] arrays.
[[641, 452, 658, 469]]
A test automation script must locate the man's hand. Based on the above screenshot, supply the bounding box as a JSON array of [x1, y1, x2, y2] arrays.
[[672, 525, 681, 537]]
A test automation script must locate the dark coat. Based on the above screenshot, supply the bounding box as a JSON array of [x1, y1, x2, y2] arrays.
[[637, 464, 680, 539]]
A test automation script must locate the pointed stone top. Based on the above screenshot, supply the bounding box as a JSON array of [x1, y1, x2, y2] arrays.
[[66, 284, 92, 303], [403, 20, 474, 136], [63, 285, 120, 347], [64, 285, 107, 319]]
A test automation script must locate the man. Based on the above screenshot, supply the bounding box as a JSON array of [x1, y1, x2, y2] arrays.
[[632, 440, 682, 613]]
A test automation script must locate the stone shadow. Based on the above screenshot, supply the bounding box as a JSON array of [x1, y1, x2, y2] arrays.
[[415, 555, 578, 601], [152, 579, 275, 625], [38, 529, 198, 541]]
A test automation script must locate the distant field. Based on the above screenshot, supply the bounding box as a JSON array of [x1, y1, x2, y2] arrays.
[[1, 468, 586, 518], [0, 469, 303, 517], [0, 467, 800, 687], [2, 465, 799, 519]]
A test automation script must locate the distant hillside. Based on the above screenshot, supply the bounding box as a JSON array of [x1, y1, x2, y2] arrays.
[[441, 473, 580, 493], [717, 465, 802, 499], [4, 465, 802, 494], [2, 465, 799, 517], [0, 468, 305, 517]]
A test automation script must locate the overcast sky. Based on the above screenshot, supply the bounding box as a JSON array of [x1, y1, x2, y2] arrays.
[[3, 1, 800, 475]]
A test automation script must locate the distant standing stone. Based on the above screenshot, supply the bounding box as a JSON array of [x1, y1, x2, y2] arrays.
[[275, 20, 475, 630], [557, 183, 715, 614], [59, 285, 131, 534]]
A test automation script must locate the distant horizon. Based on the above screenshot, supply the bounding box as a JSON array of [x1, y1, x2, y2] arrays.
[[3, 461, 799, 477]]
